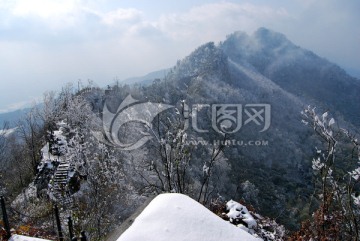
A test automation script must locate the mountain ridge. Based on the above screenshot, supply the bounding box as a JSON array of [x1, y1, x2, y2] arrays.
[[4, 27, 360, 239], [220, 27, 360, 127], [157, 28, 359, 227]]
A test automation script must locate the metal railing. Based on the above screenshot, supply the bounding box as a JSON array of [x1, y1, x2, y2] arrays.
[[1, 196, 87, 241]]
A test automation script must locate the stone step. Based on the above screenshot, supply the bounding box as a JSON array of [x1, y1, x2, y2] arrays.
[[55, 171, 68, 174], [54, 175, 68, 178], [54, 179, 67, 183], [54, 176, 67, 180], [50, 161, 74, 207]]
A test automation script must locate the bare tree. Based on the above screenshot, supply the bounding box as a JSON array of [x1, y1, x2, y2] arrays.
[[135, 100, 228, 205], [0, 121, 9, 158], [0, 121, 9, 195], [197, 133, 227, 204], [137, 103, 193, 194], [17, 107, 44, 174]]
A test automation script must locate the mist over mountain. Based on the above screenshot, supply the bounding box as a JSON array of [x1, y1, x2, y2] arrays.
[[157, 35, 309, 227], [121, 69, 171, 86], [221, 27, 360, 127], [0, 108, 30, 128], [130, 27, 359, 228]]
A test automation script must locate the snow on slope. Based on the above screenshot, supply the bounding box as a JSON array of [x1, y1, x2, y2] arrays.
[[0, 127, 17, 137], [117, 193, 261, 241], [227, 58, 302, 106], [9, 235, 51, 241]]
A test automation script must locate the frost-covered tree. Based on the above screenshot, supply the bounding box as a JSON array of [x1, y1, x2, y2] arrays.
[[69, 131, 125, 240], [291, 106, 360, 240], [136, 102, 193, 195], [133, 99, 228, 205], [0, 122, 8, 159], [197, 133, 228, 204], [17, 106, 44, 174], [0, 122, 9, 195], [240, 180, 260, 208], [27, 85, 132, 240]]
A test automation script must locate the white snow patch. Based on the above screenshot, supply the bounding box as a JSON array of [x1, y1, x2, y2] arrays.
[[12, 183, 38, 206], [226, 200, 257, 229], [0, 127, 17, 137], [117, 193, 260, 241], [38, 142, 64, 169], [9, 234, 51, 241]]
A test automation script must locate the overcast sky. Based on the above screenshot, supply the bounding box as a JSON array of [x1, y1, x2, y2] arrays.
[[0, 0, 359, 113]]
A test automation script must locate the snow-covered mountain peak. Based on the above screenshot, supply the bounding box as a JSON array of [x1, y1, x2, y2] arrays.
[[253, 27, 290, 49]]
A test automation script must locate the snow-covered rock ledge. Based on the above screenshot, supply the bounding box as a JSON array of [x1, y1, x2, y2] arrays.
[[117, 193, 260, 241]]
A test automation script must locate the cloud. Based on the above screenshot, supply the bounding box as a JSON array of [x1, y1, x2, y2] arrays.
[[0, 0, 82, 30], [0, 1, 149, 42], [155, 2, 289, 42], [280, 0, 360, 72], [11, 0, 77, 19], [0, 98, 40, 114], [0, 0, 359, 113], [0, 1, 290, 45], [101, 8, 143, 25]]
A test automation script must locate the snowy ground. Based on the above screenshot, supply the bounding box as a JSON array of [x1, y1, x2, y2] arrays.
[[117, 193, 261, 241], [9, 235, 51, 241], [0, 127, 17, 137]]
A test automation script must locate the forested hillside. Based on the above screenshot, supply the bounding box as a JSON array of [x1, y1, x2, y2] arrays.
[[0, 28, 359, 240]]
